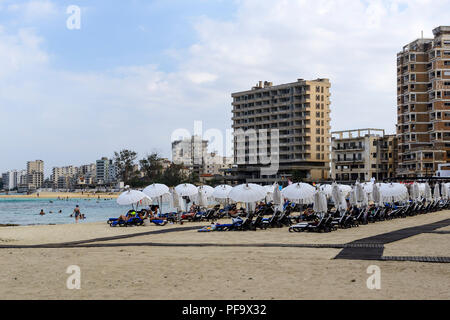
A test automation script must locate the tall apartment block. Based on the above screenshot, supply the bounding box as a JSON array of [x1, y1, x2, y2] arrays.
[[331, 129, 397, 182], [231, 78, 331, 184], [96, 157, 117, 185], [397, 26, 450, 177], [172, 135, 209, 176], [26, 160, 44, 191]]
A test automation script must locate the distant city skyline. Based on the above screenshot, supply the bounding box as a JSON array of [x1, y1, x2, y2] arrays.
[[1, 0, 450, 174]]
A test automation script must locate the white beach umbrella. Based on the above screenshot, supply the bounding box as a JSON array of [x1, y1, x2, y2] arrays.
[[143, 183, 169, 198], [171, 188, 182, 212], [349, 188, 357, 206], [372, 183, 382, 206], [143, 183, 169, 207], [378, 183, 409, 203], [263, 185, 275, 194], [281, 183, 315, 204], [228, 184, 267, 203], [116, 190, 148, 206], [263, 185, 275, 203], [361, 182, 374, 201], [175, 183, 198, 197], [441, 183, 448, 200], [433, 184, 441, 201], [313, 190, 328, 214], [355, 181, 366, 204], [411, 182, 420, 201], [424, 183, 433, 202], [196, 188, 208, 207], [212, 184, 233, 200], [194, 185, 215, 204], [198, 185, 214, 198], [321, 184, 352, 199], [339, 185, 352, 197], [331, 183, 346, 211], [273, 183, 282, 205], [139, 195, 153, 207], [319, 184, 332, 197]]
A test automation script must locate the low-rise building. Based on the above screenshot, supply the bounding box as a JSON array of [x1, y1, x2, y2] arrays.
[[331, 129, 398, 182]]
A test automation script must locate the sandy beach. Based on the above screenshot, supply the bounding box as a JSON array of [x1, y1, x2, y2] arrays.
[[0, 192, 118, 199], [0, 211, 449, 300]]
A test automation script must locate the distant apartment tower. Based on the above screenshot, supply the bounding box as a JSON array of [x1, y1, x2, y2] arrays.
[[51, 166, 78, 189], [202, 152, 234, 176], [96, 158, 117, 185], [26, 160, 44, 190], [172, 135, 209, 175], [2, 171, 18, 190], [397, 26, 450, 177], [231, 78, 331, 184], [331, 129, 398, 182]]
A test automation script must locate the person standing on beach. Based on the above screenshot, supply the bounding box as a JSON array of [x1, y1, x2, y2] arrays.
[[73, 205, 81, 223]]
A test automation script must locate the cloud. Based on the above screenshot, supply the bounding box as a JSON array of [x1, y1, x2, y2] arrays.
[[1, 0, 450, 174], [6, 0, 58, 21]]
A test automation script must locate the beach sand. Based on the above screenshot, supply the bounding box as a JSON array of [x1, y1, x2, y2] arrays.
[[0, 211, 449, 300]]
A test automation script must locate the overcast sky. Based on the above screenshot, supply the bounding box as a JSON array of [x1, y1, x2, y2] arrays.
[[1, 0, 449, 175]]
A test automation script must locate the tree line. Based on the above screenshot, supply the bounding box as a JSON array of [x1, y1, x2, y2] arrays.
[[113, 149, 201, 188]]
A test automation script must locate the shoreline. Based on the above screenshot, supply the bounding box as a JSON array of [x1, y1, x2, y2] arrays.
[[0, 192, 119, 200]]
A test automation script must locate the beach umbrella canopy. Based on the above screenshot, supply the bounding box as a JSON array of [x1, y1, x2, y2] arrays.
[[319, 184, 333, 198], [142, 183, 169, 198], [139, 195, 153, 207], [339, 185, 352, 197], [212, 185, 233, 200], [175, 183, 198, 197], [263, 185, 275, 194], [313, 190, 328, 213], [362, 182, 373, 193], [117, 190, 148, 206], [433, 184, 441, 201], [281, 183, 315, 204], [378, 183, 409, 203], [320, 184, 352, 198], [197, 185, 214, 198], [228, 184, 267, 203]]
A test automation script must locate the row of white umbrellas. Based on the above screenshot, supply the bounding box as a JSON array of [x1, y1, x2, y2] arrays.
[[116, 180, 449, 212]]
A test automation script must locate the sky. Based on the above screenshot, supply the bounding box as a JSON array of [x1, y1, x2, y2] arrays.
[[0, 0, 449, 176]]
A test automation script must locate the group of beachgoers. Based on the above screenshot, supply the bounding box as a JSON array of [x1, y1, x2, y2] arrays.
[[39, 205, 86, 223], [108, 205, 164, 227]]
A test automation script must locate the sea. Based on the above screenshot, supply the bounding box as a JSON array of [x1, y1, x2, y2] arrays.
[[0, 197, 172, 226]]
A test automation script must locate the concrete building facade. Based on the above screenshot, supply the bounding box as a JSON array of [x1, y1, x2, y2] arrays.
[[397, 26, 450, 177], [230, 78, 331, 184], [172, 135, 209, 176], [26, 160, 44, 190], [331, 129, 398, 182]]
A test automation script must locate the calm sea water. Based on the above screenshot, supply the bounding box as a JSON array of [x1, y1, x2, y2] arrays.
[[0, 198, 172, 226]]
